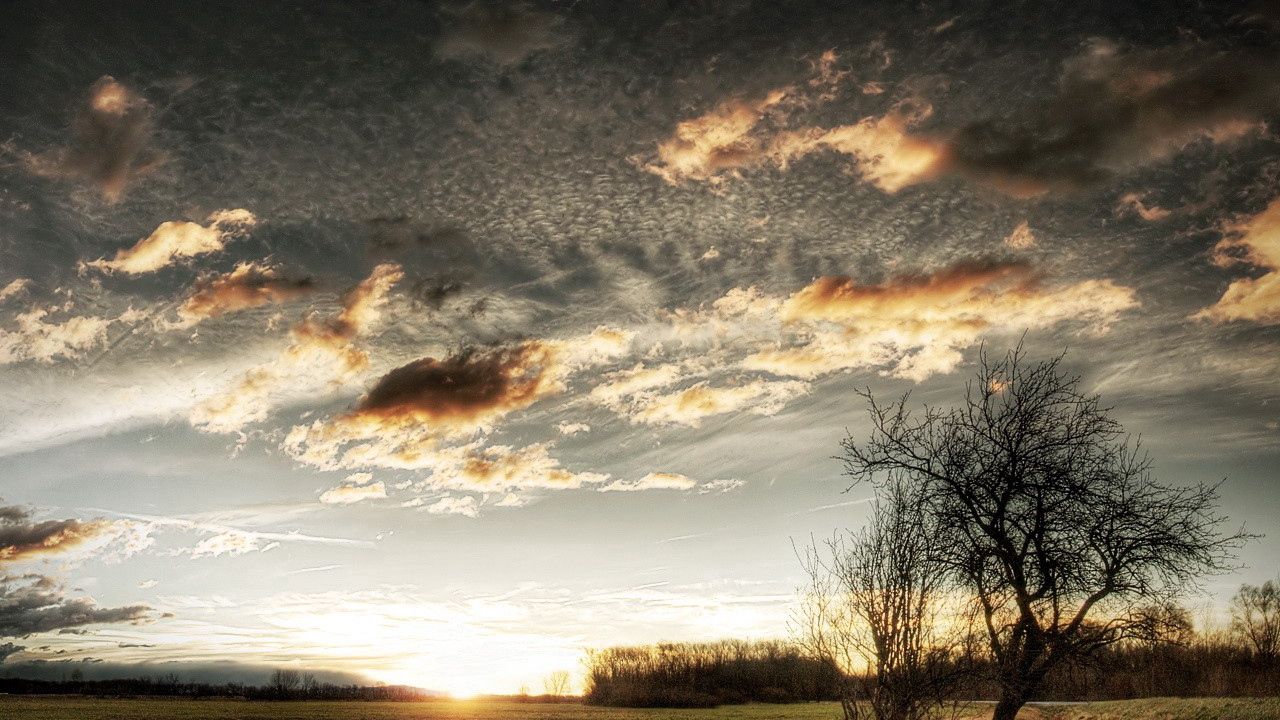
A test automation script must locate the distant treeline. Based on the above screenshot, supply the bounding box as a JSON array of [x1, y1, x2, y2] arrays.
[[584, 639, 844, 707], [1027, 641, 1280, 700], [585, 635, 1280, 708], [0, 670, 438, 701]]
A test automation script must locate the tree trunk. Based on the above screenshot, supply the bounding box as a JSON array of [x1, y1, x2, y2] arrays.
[[991, 693, 1025, 720]]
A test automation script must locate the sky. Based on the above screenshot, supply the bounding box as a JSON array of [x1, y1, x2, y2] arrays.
[[2, 0, 1280, 696]]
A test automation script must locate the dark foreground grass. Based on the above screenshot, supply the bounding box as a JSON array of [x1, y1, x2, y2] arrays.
[[1, 697, 1277, 720]]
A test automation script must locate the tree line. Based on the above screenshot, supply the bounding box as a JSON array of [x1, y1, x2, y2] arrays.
[[0, 668, 439, 701], [583, 595, 1278, 709], [583, 639, 845, 707]]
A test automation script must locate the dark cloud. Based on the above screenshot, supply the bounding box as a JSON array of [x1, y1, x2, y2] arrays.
[[410, 277, 465, 310], [354, 341, 561, 429], [22, 76, 160, 201], [0, 574, 149, 639], [940, 41, 1280, 196], [0, 505, 114, 562], [436, 1, 563, 64], [365, 217, 468, 261], [0, 506, 150, 651]]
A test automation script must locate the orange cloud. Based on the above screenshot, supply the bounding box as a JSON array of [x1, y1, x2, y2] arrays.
[[190, 263, 403, 433], [780, 262, 1034, 323], [643, 56, 944, 194], [1004, 221, 1036, 249], [743, 261, 1138, 381], [85, 209, 257, 275], [768, 101, 946, 193], [649, 41, 1275, 197], [1116, 192, 1172, 222], [1194, 197, 1280, 324], [645, 89, 792, 186], [177, 262, 314, 326]]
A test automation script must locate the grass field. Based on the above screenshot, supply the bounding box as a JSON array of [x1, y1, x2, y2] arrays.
[[1, 697, 1278, 720]]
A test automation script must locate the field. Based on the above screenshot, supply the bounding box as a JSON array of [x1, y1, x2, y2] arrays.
[[2, 698, 1279, 720]]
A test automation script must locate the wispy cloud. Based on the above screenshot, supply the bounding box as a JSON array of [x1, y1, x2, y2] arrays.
[[787, 496, 875, 516]]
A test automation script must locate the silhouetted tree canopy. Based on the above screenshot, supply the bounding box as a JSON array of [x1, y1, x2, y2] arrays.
[[840, 347, 1247, 720]]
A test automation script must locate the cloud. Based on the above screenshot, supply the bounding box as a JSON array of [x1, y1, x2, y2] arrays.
[[283, 328, 632, 485], [744, 260, 1139, 381], [188, 531, 279, 558], [436, 2, 562, 64], [176, 262, 314, 327], [290, 427, 609, 493], [589, 362, 696, 416], [319, 481, 387, 505], [768, 100, 946, 193], [1116, 192, 1172, 222], [1194, 196, 1280, 324], [21, 76, 159, 201], [628, 379, 809, 428], [938, 40, 1275, 196], [0, 505, 152, 650], [556, 421, 589, 436], [641, 53, 944, 193], [431, 443, 608, 492], [0, 505, 146, 563], [421, 496, 479, 518], [190, 263, 403, 433], [1003, 221, 1036, 249], [648, 41, 1275, 197], [84, 210, 257, 275], [645, 89, 792, 186], [696, 479, 745, 494], [0, 279, 31, 303], [94, 508, 372, 556], [349, 341, 564, 435], [579, 261, 1132, 428], [0, 574, 150, 640], [0, 308, 114, 365], [599, 472, 697, 492]]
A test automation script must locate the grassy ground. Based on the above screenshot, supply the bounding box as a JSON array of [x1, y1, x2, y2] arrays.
[[1, 697, 1277, 720]]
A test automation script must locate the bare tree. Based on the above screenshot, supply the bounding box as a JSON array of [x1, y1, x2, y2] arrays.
[[268, 668, 301, 697], [840, 347, 1247, 720], [543, 669, 571, 697], [1231, 579, 1279, 662], [1127, 602, 1194, 650], [798, 479, 970, 720], [301, 672, 319, 697]]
